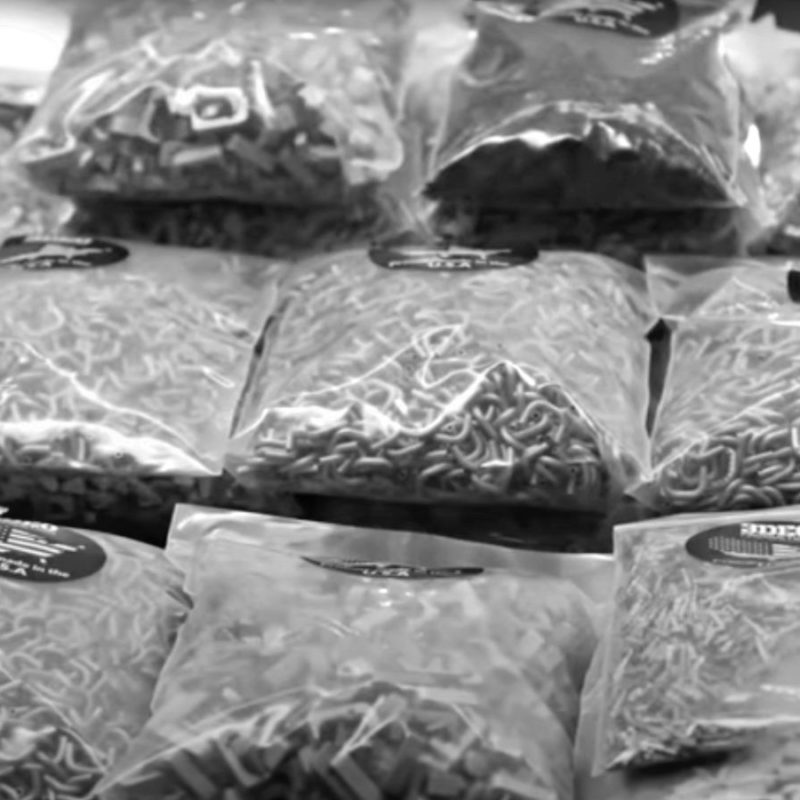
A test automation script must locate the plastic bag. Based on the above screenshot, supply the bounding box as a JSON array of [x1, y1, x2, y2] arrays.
[[426, 0, 760, 219], [0, 515, 188, 796], [15, 0, 410, 206], [229, 246, 655, 512], [0, 234, 283, 478], [640, 255, 800, 512], [97, 505, 607, 800], [595, 508, 800, 772]]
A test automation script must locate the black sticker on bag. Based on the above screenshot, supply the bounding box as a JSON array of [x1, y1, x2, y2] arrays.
[[686, 521, 800, 568], [0, 235, 128, 270], [369, 244, 530, 272], [546, 0, 679, 38], [305, 557, 483, 580], [788, 269, 800, 303], [0, 520, 106, 582]]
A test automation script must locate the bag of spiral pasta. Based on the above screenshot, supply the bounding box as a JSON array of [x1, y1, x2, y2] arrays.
[[425, 0, 763, 246], [228, 244, 655, 512], [15, 0, 411, 206], [0, 515, 188, 797], [640, 255, 800, 513], [97, 505, 609, 800]]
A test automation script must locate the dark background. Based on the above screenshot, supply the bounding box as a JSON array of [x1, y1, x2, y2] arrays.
[[756, 0, 800, 29]]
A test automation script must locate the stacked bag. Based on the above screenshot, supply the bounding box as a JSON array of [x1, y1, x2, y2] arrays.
[[3, 1, 800, 798]]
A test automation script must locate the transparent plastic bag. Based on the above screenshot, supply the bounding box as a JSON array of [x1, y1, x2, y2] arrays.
[[0, 235, 284, 477], [0, 515, 188, 796], [15, 0, 410, 205], [426, 0, 761, 225], [97, 505, 606, 800], [640, 255, 800, 512], [229, 246, 655, 512], [595, 509, 800, 771]]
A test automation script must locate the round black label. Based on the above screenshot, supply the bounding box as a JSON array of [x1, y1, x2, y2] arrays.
[[0, 520, 107, 582], [369, 244, 531, 272], [0, 235, 129, 270], [686, 521, 800, 568], [304, 557, 484, 580], [546, 0, 679, 38]]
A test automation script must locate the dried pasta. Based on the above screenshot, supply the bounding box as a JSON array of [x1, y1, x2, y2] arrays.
[[16, 0, 410, 205], [0, 235, 283, 478], [230, 247, 654, 512], [641, 255, 800, 512], [427, 0, 760, 220], [0, 517, 188, 796]]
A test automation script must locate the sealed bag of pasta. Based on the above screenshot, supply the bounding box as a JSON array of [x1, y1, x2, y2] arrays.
[[0, 515, 188, 797], [595, 508, 800, 772], [0, 234, 283, 478], [97, 505, 607, 800], [228, 245, 655, 512], [14, 0, 410, 206], [640, 255, 800, 513], [426, 0, 761, 232]]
